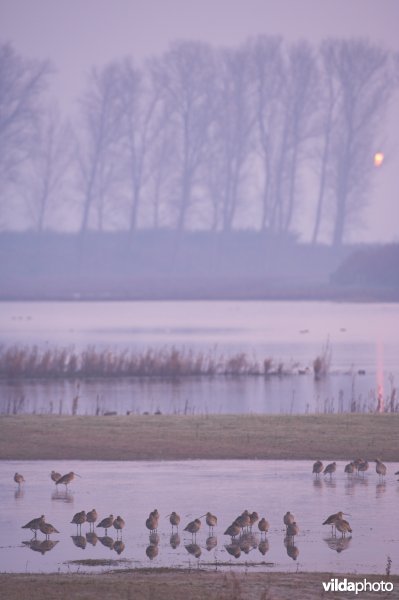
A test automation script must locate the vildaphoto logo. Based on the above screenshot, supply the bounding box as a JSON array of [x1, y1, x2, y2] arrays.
[[322, 578, 394, 594]]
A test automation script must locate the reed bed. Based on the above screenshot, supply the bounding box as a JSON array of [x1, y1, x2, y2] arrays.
[[0, 344, 293, 380]]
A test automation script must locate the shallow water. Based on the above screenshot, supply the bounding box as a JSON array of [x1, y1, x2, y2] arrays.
[[1, 460, 398, 574]]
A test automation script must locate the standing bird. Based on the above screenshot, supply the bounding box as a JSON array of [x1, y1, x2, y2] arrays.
[[166, 512, 180, 531], [71, 511, 86, 534], [358, 460, 369, 477], [22, 515, 45, 537], [236, 510, 251, 532], [283, 512, 295, 530], [323, 462, 337, 478], [258, 518, 270, 536], [224, 521, 241, 538], [312, 460, 323, 477], [14, 473, 25, 486], [55, 471, 81, 489], [184, 518, 201, 540], [199, 512, 217, 533], [286, 522, 299, 540], [97, 514, 114, 535], [146, 510, 159, 533], [323, 511, 350, 536], [374, 458, 387, 480], [335, 518, 352, 537], [249, 511, 259, 530], [86, 509, 98, 530], [113, 515, 125, 538], [39, 521, 59, 539], [50, 471, 61, 484], [344, 462, 355, 476]]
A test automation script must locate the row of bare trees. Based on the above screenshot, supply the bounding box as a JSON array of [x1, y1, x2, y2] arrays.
[[0, 37, 397, 245]]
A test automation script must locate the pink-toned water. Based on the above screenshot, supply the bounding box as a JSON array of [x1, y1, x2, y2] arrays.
[[1, 460, 398, 574]]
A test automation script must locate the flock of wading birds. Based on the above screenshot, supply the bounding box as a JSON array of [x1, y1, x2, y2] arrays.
[[13, 458, 397, 560]]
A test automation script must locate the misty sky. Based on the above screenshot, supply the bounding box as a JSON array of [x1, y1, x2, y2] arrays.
[[1, 0, 398, 242]]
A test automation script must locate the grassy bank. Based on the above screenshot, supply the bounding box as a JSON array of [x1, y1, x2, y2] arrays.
[[1, 414, 398, 461], [0, 571, 397, 600]]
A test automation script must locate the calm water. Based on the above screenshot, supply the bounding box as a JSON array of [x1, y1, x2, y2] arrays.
[[1, 460, 398, 574], [1, 301, 398, 415]]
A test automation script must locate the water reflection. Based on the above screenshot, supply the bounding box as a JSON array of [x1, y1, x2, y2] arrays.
[[71, 535, 86, 550], [205, 535, 217, 551], [170, 533, 180, 549], [52, 489, 74, 503], [239, 532, 258, 554], [258, 539, 269, 556], [23, 539, 59, 555], [98, 535, 114, 550], [376, 482, 386, 498], [225, 541, 241, 558], [324, 536, 352, 553], [14, 488, 25, 500], [185, 543, 201, 558], [114, 540, 125, 555], [86, 532, 98, 546], [146, 544, 158, 560], [284, 537, 299, 561]]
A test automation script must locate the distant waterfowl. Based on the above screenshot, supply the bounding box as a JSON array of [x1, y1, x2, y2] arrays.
[[312, 460, 323, 477], [39, 521, 59, 539], [86, 509, 98, 529], [113, 515, 125, 538], [236, 510, 251, 531], [21, 515, 45, 536], [249, 511, 259, 530], [224, 521, 241, 538], [167, 512, 180, 530], [286, 522, 299, 540], [146, 510, 159, 533], [71, 511, 86, 533], [97, 514, 114, 535], [14, 473, 25, 486], [323, 511, 350, 535], [335, 518, 352, 537], [283, 512, 295, 530], [55, 471, 81, 489], [199, 512, 217, 533], [344, 462, 355, 476], [258, 517, 269, 536], [374, 459, 387, 479], [358, 460, 369, 477], [184, 518, 201, 539], [50, 471, 61, 484], [323, 462, 336, 478]]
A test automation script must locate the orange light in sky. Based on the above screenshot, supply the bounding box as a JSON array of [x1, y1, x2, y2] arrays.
[[374, 152, 384, 167]]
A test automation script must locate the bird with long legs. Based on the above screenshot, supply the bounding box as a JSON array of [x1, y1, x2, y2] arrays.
[[312, 460, 323, 477], [166, 512, 180, 531], [323, 462, 336, 478], [22, 515, 45, 537], [39, 521, 59, 539], [71, 511, 86, 534], [55, 471, 81, 490], [97, 514, 114, 536], [322, 511, 351, 536], [113, 516, 125, 539], [199, 512, 217, 534], [335, 518, 352, 538], [50, 471, 61, 484], [374, 458, 387, 480], [184, 518, 201, 541], [86, 509, 98, 530]]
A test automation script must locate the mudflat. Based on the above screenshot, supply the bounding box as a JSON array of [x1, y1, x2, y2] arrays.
[[1, 413, 398, 461], [1, 571, 397, 600]]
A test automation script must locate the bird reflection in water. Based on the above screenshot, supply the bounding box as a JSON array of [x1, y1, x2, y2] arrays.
[[376, 481, 386, 498], [14, 487, 25, 500], [23, 539, 59, 555], [284, 536, 299, 561], [170, 532, 180, 549], [205, 536, 217, 551], [98, 535, 114, 550], [71, 535, 87, 550], [113, 540, 125, 555], [258, 538, 269, 556], [225, 542, 241, 558], [324, 536, 352, 553], [52, 489, 74, 504], [239, 532, 258, 554], [146, 543, 158, 560], [185, 543, 201, 558], [86, 531, 98, 546], [312, 478, 323, 490]]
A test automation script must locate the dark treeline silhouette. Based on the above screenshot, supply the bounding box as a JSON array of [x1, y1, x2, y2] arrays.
[[1, 36, 397, 247]]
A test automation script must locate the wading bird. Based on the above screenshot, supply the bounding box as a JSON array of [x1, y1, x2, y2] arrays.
[[184, 518, 201, 540], [199, 512, 217, 533], [39, 521, 59, 539], [344, 462, 355, 476], [55, 471, 81, 489], [14, 473, 25, 486], [358, 460, 369, 477], [374, 458, 387, 480], [50, 471, 61, 484], [86, 509, 98, 530], [97, 514, 114, 535], [146, 510, 159, 533], [21, 515, 45, 536], [322, 511, 350, 536], [224, 521, 241, 538], [71, 511, 86, 534], [258, 517, 270, 536], [113, 515, 125, 538], [335, 518, 352, 537], [312, 460, 323, 477], [323, 462, 337, 478], [283, 512, 295, 530], [166, 512, 180, 531], [249, 511, 259, 530]]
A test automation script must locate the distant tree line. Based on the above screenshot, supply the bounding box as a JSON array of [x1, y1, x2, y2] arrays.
[[0, 37, 397, 246]]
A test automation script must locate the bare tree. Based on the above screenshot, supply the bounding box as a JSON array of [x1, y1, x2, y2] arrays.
[[153, 41, 216, 232], [77, 62, 123, 232], [0, 42, 52, 223], [23, 105, 73, 231], [325, 39, 393, 247]]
